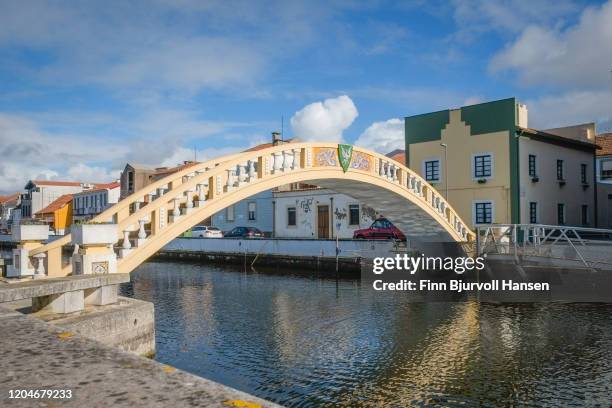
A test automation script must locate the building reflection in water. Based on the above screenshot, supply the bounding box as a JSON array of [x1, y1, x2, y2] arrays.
[[123, 261, 612, 407]]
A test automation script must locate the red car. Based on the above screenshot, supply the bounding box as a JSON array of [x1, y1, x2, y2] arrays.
[[353, 217, 406, 241]]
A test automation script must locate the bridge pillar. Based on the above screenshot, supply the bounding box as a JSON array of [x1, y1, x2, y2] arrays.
[[71, 224, 118, 275], [7, 224, 49, 278]]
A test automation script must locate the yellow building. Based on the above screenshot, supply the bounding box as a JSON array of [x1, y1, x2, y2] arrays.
[[35, 194, 73, 234], [405, 98, 599, 228]]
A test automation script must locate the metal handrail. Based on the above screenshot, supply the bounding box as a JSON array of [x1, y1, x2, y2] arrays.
[[476, 223, 612, 269]]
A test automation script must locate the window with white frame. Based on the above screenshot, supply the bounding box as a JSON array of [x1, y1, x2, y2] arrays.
[[423, 160, 440, 182], [226, 205, 235, 222], [474, 201, 493, 224], [601, 159, 612, 180], [247, 202, 256, 221], [473, 154, 492, 178]]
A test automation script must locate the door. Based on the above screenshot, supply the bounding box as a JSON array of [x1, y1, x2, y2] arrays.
[[317, 205, 330, 239]]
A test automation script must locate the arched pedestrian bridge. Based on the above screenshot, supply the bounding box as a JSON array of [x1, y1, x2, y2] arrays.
[[30, 143, 474, 277]]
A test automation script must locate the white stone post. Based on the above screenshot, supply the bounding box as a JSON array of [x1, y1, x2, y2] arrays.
[[33, 253, 46, 279], [136, 219, 147, 247], [292, 148, 301, 170], [173, 197, 181, 217], [184, 190, 194, 213], [6, 224, 49, 278], [122, 230, 131, 249], [119, 229, 132, 258], [226, 169, 235, 191], [248, 160, 256, 180], [197, 183, 207, 206], [272, 152, 282, 174], [282, 150, 291, 171], [71, 224, 119, 274]]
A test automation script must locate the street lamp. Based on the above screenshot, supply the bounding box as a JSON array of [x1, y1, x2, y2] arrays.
[[440, 143, 448, 200]]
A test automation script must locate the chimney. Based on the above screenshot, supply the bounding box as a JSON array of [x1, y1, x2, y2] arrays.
[[272, 131, 282, 146]]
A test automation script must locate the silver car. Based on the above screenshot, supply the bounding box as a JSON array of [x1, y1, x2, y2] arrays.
[[191, 226, 223, 238]]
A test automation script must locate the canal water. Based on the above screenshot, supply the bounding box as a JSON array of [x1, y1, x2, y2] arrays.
[[121, 260, 612, 407]]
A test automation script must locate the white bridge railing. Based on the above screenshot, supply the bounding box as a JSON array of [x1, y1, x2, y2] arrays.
[[476, 224, 612, 269]]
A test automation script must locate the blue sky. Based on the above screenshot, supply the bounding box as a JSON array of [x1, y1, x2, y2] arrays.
[[1, 0, 611, 193]]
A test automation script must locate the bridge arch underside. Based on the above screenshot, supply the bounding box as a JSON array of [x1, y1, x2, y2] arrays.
[[308, 178, 454, 242]]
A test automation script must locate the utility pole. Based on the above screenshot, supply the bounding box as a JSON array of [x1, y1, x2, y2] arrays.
[[440, 143, 448, 200]]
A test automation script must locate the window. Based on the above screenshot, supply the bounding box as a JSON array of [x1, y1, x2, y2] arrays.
[[601, 159, 612, 180], [557, 203, 565, 225], [581, 205, 589, 225], [287, 207, 296, 226], [528, 155, 537, 177], [127, 171, 134, 191], [423, 160, 440, 182], [581, 164, 588, 184], [349, 204, 359, 225], [226, 205, 235, 222], [529, 202, 537, 224], [247, 202, 256, 221], [557, 160, 564, 180], [473, 154, 492, 178], [474, 201, 493, 224]]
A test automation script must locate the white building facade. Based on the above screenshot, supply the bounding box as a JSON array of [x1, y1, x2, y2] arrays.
[[273, 188, 377, 239], [20, 180, 86, 218], [0, 194, 20, 232], [72, 182, 120, 222]]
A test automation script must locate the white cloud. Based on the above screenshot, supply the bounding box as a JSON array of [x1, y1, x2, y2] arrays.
[[354, 118, 404, 154], [489, 0, 612, 88], [451, 0, 579, 39], [0, 110, 266, 194], [526, 89, 612, 130], [66, 164, 121, 184], [0, 1, 335, 93], [290, 95, 358, 142]]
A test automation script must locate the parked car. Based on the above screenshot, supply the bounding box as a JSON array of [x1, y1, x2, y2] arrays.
[[353, 217, 406, 241], [224, 226, 264, 238], [191, 226, 223, 238]]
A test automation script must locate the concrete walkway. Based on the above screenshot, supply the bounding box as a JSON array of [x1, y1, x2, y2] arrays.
[[0, 306, 282, 408]]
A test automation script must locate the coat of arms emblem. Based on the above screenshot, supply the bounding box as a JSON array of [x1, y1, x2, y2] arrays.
[[338, 144, 353, 173]]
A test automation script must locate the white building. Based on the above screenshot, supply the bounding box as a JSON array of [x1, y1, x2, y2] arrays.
[[0, 193, 20, 232], [72, 182, 120, 222], [20, 180, 88, 219], [273, 186, 377, 239], [271, 149, 404, 239]]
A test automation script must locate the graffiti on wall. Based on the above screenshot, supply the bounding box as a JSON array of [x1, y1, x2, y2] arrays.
[[334, 207, 347, 220], [297, 198, 314, 213], [361, 204, 377, 222]]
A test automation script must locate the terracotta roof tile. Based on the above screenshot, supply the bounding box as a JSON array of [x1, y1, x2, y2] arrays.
[[36, 194, 73, 215], [32, 180, 83, 187], [596, 134, 612, 156], [153, 161, 199, 176], [386, 149, 406, 165], [0, 193, 19, 204]]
